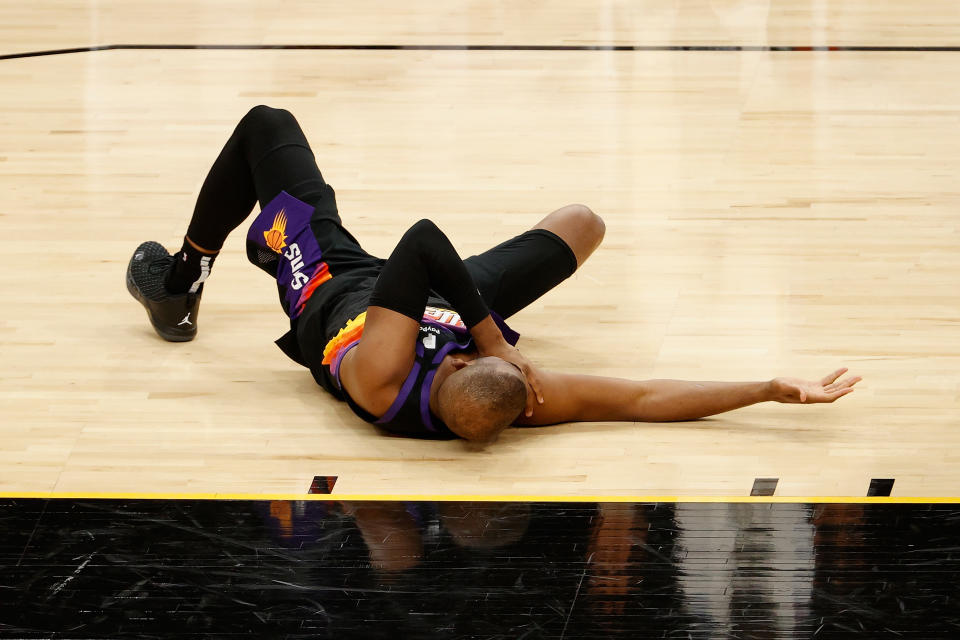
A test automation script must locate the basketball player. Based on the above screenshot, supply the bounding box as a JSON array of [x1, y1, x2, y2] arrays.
[[126, 106, 860, 442]]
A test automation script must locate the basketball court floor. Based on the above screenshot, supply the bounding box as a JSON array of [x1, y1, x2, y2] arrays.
[[2, 1, 959, 636]]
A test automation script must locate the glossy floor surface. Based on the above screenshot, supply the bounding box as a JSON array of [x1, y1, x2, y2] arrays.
[[2, 2, 960, 498], [2, 498, 958, 638], [3, 0, 960, 55]]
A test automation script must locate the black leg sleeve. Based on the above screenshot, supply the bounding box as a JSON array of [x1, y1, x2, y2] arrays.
[[368, 219, 490, 328], [185, 105, 329, 251]]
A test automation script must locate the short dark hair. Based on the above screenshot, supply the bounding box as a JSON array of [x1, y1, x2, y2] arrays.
[[440, 363, 526, 441]]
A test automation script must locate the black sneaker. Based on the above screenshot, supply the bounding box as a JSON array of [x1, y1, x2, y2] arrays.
[[126, 241, 201, 342]]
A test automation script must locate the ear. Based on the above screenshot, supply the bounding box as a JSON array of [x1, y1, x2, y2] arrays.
[[451, 359, 470, 372]]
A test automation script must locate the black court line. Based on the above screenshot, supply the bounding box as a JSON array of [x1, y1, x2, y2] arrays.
[[3, 42, 960, 61]]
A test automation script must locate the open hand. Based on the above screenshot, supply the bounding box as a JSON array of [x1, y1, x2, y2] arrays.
[[770, 368, 862, 404], [479, 341, 544, 417]]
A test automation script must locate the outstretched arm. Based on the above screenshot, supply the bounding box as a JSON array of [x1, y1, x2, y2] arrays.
[[513, 367, 861, 426]]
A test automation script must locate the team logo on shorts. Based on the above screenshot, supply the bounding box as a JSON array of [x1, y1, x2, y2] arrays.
[[263, 209, 288, 253]]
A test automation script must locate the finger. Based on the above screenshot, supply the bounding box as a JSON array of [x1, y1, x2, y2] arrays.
[[819, 368, 848, 386], [526, 370, 544, 404], [829, 388, 855, 402], [828, 376, 862, 392], [800, 389, 807, 403], [840, 376, 862, 389], [523, 383, 535, 417]]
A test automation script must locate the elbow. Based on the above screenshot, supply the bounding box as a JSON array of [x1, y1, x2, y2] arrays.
[[398, 219, 445, 252], [631, 385, 673, 422], [409, 218, 441, 238], [412, 218, 438, 230]]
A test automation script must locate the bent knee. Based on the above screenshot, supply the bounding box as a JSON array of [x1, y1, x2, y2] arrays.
[[241, 104, 296, 129], [565, 204, 605, 244]]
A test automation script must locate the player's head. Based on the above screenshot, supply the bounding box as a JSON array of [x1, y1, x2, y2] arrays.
[[437, 356, 526, 442]]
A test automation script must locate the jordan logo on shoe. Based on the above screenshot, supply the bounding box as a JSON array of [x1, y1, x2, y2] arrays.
[[178, 313, 192, 326]]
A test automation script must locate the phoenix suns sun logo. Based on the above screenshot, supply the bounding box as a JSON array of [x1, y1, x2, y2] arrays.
[[264, 209, 288, 253]]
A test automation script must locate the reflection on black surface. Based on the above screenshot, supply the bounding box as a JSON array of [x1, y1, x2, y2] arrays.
[[675, 503, 815, 634], [1, 499, 959, 638]]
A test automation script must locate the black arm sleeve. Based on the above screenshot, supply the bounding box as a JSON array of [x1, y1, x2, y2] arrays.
[[368, 219, 490, 328]]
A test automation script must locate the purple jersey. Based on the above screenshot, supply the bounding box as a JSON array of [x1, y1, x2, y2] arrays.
[[246, 191, 331, 318]]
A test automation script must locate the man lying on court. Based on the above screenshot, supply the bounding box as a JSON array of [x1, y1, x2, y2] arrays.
[[126, 106, 861, 442]]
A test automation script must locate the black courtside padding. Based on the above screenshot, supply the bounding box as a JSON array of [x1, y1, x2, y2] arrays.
[[3, 498, 960, 637]]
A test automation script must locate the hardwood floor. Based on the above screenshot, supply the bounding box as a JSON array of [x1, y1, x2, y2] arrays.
[[1, 2, 958, 497]]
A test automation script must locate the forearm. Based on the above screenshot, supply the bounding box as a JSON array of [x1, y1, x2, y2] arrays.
[[636, 379, 774, 422], [368, 219, 490, 328], [468, 315, 509, 352], [514, 371, 775, 426]]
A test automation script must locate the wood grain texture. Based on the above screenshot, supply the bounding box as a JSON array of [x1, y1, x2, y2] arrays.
[[1, 3, 958, 497], [3, 0, 960, 57]]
